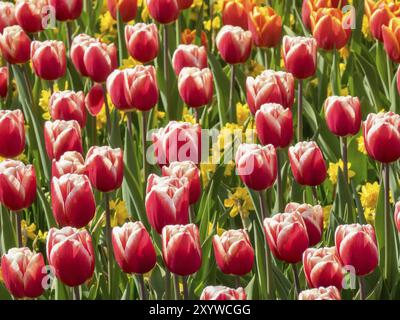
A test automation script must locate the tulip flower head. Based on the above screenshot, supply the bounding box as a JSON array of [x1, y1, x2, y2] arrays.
[[367, 1, 400, 42], [178, 67, 213, 108], [146, 0, 179, 24], [0, 66, 8, 98], [298, 286, 341, 300], [248, 6, 282, 48], [0, 25, 31, 64], [302, 0, 347, 30], [50, 90, 87, 128], [177, 0, 193, 10], [172, 44, 208, 75], [85, 83, 104, 116], [0, 109, 25, 158], [125, 23, 159, 63], [222, 0, 250, 30], [382, 17, 400, 62], [49, 0, 83, 21], [395, 201, 400, 233], [107, 0, 138, 22], [0, 1, 17, 33], [51, 151, 86, 178], [200, 286, 247, 300], [31, 40, 66, 81], [15, 0, 48, 33], [216, 25, 252, 64]]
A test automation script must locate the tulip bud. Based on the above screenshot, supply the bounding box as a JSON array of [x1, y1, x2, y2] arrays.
[[85, 83, 104, 116], [285, 202, 323, 246], [85, 146, 123, 192], [107, 0, 137, 22], [178, 67, 213, 108], [302, 0, 347, 30], [288, 141, 327, 186], [395, 201, 400, 233], [303, 247, 344, 289], [282, 36, 317, 79], [49, 0, 83, 21], [50, 90, 87, 128], [263, 212, 309, 263], [200, 286, 247, 300], [213, 229, 254, 276], [0, 160, 36, 211], [324, 95, 361, 137], [47, 227, 95, 287], [0, 110, 25, 158], [0, 25, 31, 64], [162, 160, 201, 204], [51, 174, 95, 228], [363, 112, 400, 163], [298, 286, 341, 300], [172, 44, 208, 76], [1, 247, 45, 298], [146, 0, 179, 24], [44, 120, 83, 160], [31, 40, 66, 81], [0, 66, 8, 98], [335, 224, 379, 276], [255, 103, 293, 148], [125, 23, 159, 63], [0, 1, 17, 33], [177, 0, 193, 10], [216, 25, 252, 64], [246, 69, 295, 114], [112, 221, 157, 274], [162, 224, 202, 276], [15, 0, 48, 33], [222, 0, 249, 30], [51, 151, 86, 178], [383, 17, 400, 62], [248, 6, 282, 48]]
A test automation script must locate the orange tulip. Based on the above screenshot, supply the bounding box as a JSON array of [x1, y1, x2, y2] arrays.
[[181, 29, 208, 48], [302, 0, 347, 30], [366, 0, 400, 41], [247, 6, 282, 48], [382, 17, 400, 62], [222, 0, 251, 30]]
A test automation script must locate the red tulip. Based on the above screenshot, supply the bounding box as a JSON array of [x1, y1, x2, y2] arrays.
[[85, 83, 104, 116], [152, 121, 202, 165], [162, 160, 201, 204], [106, 65, 158, 111], [213, 229, 254, 276], [162, 224, 202, 276], [246, 69, 295, 114], [47, 227, 95, 287], [15, 0, 48, 33], [363, 112, 400, 163], [0, 109, 25, 158], [248, 6, 282, 48], [369, 3, 398, 42], [200, 286, 247, 300], [112, 221, 157, 274], [222, 0, 250, 30], [335, 224, 379, 276], [125, 23, 159, 63], [282, 36, 317, 79], [44, 120, 83, 160], [382, 17, 400, 62], [0, 66, 8, 98], [1, 247, 45, 298], [285, 202, 323, 246], [263, 212, 309, 263], [302, 0, 347, 30], [216, 25, 252, 64], [255, 103, 293, 148], [146, 0, 179, 24], [50, 90, 87, 128], [303, 247, 344, 289], [0, 1, 17, 33], [235, 143, 277, 191], [178, 67, 213, 108], [85, 146, 123, 192], [177, 0, 193, 10], [51, 174, 95, 228], [298, 286, 341, 300], [145, 174, 189, 233], [51, 151, 86, 178], [49, 0, 83, 21], [172, 44, 207, 75], [398, 65, 400, 97], [288, 141, 327, 186], [395, 201, 400, 232], [0, 25, 31, 64], [31, 40, 66, 81], [107, 0, 137, 22], [0, 160, 36, 211]]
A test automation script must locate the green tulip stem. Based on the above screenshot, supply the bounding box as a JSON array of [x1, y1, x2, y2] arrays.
[[292, 263, 301, 298], [276, 149, 283, 212], [173, 274, 180, 300], [102, 84, 112, 140], [359, 276, 366, 300], [141, 110, 148, 191], [163, 24, 171, 118], [104, 192, 114, 298], [297, 79, 303, 142], [165, 269, 172, 299], [182, 276, 189, 300], [73, 286, 80, 300], [15, 211, 22, 247], [138, 274, 147, 300], [383, 163, 390, 280], [228, 64, 236, 123], [341, 136, 348, 184]]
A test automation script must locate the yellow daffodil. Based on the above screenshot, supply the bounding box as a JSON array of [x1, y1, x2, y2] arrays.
[[203, 16, 221, 31], [327, 159, 355, 184], [323, 205, 332, 229], [236, 102, 250, 125], [357, 136, 367, 155], [224, 187, 255, 218], [109, 199, 129, 227], [364, 207, 375, 225], [99, 11, 116, 35], [21, 220, 37, 246]]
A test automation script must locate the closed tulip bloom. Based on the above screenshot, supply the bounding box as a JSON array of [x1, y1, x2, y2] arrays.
[[85, 146, 123, 192], [172, 44, 207, 75], [200, 286, 247, 300], [162, 161, 201, 204], [395, 201, 400, 232], [0, 1, 17, 33], [145, 175, 189, 233], [324, 96, 361, 137], [0, 110, 25, 158], [248, 6, 282, 48], [44, 120, 83, 160], [222, 0, 250, 30], [298, 286, 341, 300], [107, 0, 137, 22], [146, 0, 179, 24], [282, 36, 317, 79], [382, 18, 400, 62], [162, 224, 202, 276], [263, 212, 309, 263], [15, 0, 47, 33], [246, 69, 295, 114], [178, 67, 213, 108], [112, 221, 157, 274], [303, 247, 344, 289], [255, 103, 293, 148], [363, 112, 400, 163], [213, 229, 254, 275], [51, 174, 95, 228], [285, 202, 324, 246], [85, 83, 104, 116], [0, 66, 8, 98], [335, 224, 378, 276], [235, 143, 277, 191], [49, 0, 83, 21], [368, 2, 400, 42], [216, 25, 252, 64], [125, 23, 159, 63], [177, 0, 193, 10], [302, 0, 347, 30], [0, 160, 36, 211], [70, 34, 96, 77], [50, 90, 86, 128], [51, 151, 86, 178], [0, 25, 31, 64], [1, 247, 45, 298], [31, 40, 66, 81], [47, 227, 95, 287], [288, 141, 327, 186]]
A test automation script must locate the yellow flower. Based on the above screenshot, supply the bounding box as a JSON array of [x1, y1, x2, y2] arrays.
[[208, 222, 226, 236], [289, 14, 295, 27], [339, 47, 350, 60], [362, 15, 371, 39], [327, 159, 355, 184], [357, 136, 367, 155], [359, 182, 380, 210], [224, 187, 255, 218], [213, 0, 223, 13], [327, 86, 349, 97], [364, 207, 375, 225], [200, 156, 217, 185], [236, 102, 250, 125], [203, 16, 221, 31], [109, 199, 129, 227], [157, 111, 166, 120], [21, 220, 37, 246], [247, 60, 264, 77], [141, 0, 150, 22], [99, 11, 116, 35], [323, 205, 332, 229], [96, 95, 114, 131], [224, 160, 235, 177], [192, 0, 204, 7], [182, 107, 196, 124], [120, 56, 141, 69], [0, 153, 28, 163], [38, 89, 52, 120]]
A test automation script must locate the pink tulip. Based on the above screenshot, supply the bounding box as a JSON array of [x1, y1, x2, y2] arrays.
[[107, 0, 137, 22], [51, 151, 86, 178], [31, 40, 66, 81], [298, 286, 341, 300], [0, 25, 31, 64], [0, 66, 8, 98], [146, 0, 179, 24], [0, 2, 17, 33], [85, 83, 104, 116], [15, 0, 48, 33], [178, 67, 213, 108], [200, 286, 247, 300], [216, 25, 252, 64], [50, 90, 87, 128], [0, 109, 25, 158], [49, 0, 83, 21], [172, 44, 208, 75], [125, 23, 159, 63]]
